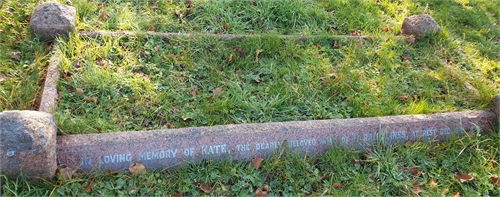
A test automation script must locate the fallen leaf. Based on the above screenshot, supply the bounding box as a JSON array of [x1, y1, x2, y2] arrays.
[[396, 95, 409, 102], [428, 178, 438, 188], [85, 177, 95, 193], [490, 176, 500, 187], [148, 27, 155, 32], [190, 88, 198, 96], [225, 22, 230, 31], [454, 172, 473, 182], [400, 56, 411, 61], [442, 188, 449, 194], [72, 60, 81, 69], [0, 74, 6, 83], [381, 27, 393, 32], [95, 57, 109, 67], [129, 162, 146, 175], [320, 77, 327, 85], [328, 72, 340, 83], [406, 35, 415, 44], [403, 62, 409, 67], [175, 9, 183, 19], [405, 140, 414, 147], [350, 30, 359, 36], [83, 97, 98, 103], [453, 192, 460, 197], [255, 187, 268, 197], [97, 2, 105, 7], [319, 173, 328, 182], [332, 41, 340, 49], [76, 88, 84, 96], [213, 30, 221, 34], [213, 87, 222, 97], [412, 181, 422, 194], [228, 54, 233, 62], [150, 3, 158, 10], [235, 48, 245, 56], [255, 49, 261, 62], [9, 52, 20, 61], [333, 182, 342, 188], [293, 75, 298, 82], [99, 11, 107, 20], [408, 166, 419, 175], [173, 192, 183, 196], [186, 0, 192, 7], [251, 157, 264, 169], [356, 39, 362, 48], [255, 77, 262, 83], [44, 43, 53, 51], [56, 165, 74, 180], [198, 184, 211, 193]]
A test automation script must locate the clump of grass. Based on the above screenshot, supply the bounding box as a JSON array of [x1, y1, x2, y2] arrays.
[[2, 129, 499, 196]]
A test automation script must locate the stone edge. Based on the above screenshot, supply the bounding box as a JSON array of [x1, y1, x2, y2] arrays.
[[39, 42, 60, 113]]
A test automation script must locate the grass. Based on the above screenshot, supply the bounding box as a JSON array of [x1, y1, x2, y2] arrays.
[[49, 0, 498, 134], [2, 129, 499, 196], [1, 0, 499, 195]]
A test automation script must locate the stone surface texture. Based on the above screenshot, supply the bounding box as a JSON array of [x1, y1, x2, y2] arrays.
[[401, 14, 441, 36], [39, 43, 61, 113], [493, 94, 500, 126], [57, 110, 496, 172], [0, 111, 57, 179], [30, 2, 76, 42]]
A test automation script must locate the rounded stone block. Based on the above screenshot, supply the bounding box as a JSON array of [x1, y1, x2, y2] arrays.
[[30, 2, 76, 42], [401, 14, 441, 36], [493, 94, 500, 127], [0, 111, 57, 179]]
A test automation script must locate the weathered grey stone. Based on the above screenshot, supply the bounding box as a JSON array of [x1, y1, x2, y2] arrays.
[[0, 111, 57, 179], [493, 94, 500, 127], [30, 2, 76, 42], [401, 14, 441, 36]]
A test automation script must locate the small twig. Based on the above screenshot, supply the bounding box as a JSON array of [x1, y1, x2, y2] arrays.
[[422, 3, 429, 14]]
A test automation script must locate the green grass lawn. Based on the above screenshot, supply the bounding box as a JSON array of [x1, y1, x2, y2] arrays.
[[1, 0, 499, 195]]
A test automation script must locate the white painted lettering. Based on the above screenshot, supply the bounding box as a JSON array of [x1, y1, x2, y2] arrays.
[[389, 131, 407, 140], [138, 150, 177, 161], [201, 144, 228, 155], [341, 137, 349, 144], [184, 148, 194, 156], [412, 130, 420, 138], [236, 144, 250, 152], [422, 129, 436, 137], [439, 128, 451, 136]]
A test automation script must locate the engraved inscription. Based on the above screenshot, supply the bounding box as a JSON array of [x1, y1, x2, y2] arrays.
[[201, 144, 228, 155], [236, 144, 250, 152], [98, 153, 132, 164], [439, 128, 451, 136], [288, 139, 316, 147], [256, 142, 282, 150], [388, 130, 407, 140], [138, 150, 177, 161]]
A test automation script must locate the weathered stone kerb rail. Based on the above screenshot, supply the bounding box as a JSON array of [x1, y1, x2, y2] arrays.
[[56, 110, 497, 172]]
